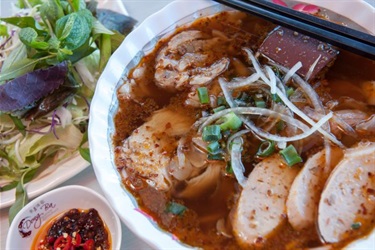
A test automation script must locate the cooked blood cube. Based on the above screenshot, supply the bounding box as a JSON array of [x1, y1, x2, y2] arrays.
[[258, 26, 339, 80]]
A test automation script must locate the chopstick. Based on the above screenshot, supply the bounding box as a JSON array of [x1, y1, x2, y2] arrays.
[[213, 0, 375, 60]]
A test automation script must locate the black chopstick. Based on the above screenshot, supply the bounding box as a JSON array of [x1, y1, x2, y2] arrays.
[[213, 0, 375, 60]]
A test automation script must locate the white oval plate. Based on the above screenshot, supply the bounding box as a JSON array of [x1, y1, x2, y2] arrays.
[[89, 0, 375, 249], [5, 185, 122, 249], [0, 0, 128, 209]]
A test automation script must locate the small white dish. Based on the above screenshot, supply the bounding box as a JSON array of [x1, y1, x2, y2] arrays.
[[5, 185, 121, 250]]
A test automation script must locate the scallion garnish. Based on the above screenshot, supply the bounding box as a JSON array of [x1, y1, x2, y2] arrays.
[[213, 106, 226, 113], [272, 93, 282, 103], [276, 120, 285, 132], [257, 140, 275, 157], [225, 162, 234, 174], [217, 96, 226, 106], [197, 87, 209, 104], [280, 144, 302, 166], [202, 125, 222, 142], [208, 153, 224, 161], [207, 141, 221, 155], [166, 202, 186, 215], [219, 112, 242, 131], [287, 87, 295, 97], [351, 222, 362, 230], [254, 95, 266, 108]]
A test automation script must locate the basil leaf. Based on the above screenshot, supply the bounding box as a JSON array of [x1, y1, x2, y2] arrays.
[[0, 17, 41, 35], [92, 19, 114, 35], [0, 181, 18, 192], [79, 148, 91, 163], [99, 34, 111, 72], [0, 24, 8, 37], [56, 10, 93, 50], [19, 27, 49, 50], [8, 168, 37, 224], [64, 43, 96, 64], [110, 32, 125, 52], [40, 0, 64, 26], [1, 44, 28, 75], [17, 0, 42, 8], [0, 58, 38, 83]]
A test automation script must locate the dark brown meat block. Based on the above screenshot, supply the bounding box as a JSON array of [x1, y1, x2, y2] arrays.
[[258, 26, 339, 80]]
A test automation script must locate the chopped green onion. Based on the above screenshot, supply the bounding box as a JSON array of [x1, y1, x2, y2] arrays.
[[280, 145, 302, 166], [225, 162, 234, 174], [166, 202, 186, 215], [257, 140, 275, 157], [197, 87, 209, 104], [213, 106, 226, 113], [208, 153, 224, 161], [287, 87, 295, 97], [207, 141, 221, 155], [254, 95, 266, 108], [272, 93, 282, 103], [202, 125, 222, 142], [217, 96, 226, 106], [235, 92, 250, 106], [219, 112, 242, 131], [276, 120, 285, 132], [351, 222, 362, 230]]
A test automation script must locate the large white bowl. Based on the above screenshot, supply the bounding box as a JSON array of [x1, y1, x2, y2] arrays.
[[5, 185, 122, 249], [88, 0, 375, 249]]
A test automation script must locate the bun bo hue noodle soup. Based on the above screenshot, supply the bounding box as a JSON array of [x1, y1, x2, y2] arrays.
[[112, 5, 375, 250]]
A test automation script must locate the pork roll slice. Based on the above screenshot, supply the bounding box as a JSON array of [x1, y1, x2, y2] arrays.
[[318, 141, 375, 243], [232, 154, 299, 247], [287, 147, 343, 230]]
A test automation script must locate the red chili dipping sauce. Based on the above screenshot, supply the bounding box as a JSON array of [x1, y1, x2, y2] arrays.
[[31, 208, 110, 250]]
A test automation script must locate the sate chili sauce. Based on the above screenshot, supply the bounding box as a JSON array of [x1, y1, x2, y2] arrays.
[[32, 208, 110, 250]]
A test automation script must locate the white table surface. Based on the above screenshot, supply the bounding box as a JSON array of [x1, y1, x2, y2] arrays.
[[1, 0, 375, 249], [0, 1, 172, 249]]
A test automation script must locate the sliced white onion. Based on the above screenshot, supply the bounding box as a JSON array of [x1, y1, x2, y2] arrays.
[[243, 48, 270, 85], [226, 73, 260, 89], [305, 54, 321, 81], [283, 61, 302, 84], [230, 137, 247, 187], [265, 66, 277, 94], [218, 77, 237, 108]]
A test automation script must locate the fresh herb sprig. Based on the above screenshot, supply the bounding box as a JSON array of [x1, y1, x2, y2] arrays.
[[0, 0, 115, 84]]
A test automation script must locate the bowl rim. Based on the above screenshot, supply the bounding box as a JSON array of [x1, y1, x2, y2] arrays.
[[88, 0, 375, 249], [5, 185, 122, 250]]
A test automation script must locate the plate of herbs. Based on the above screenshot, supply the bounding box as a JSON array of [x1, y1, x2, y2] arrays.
[[0, 0, 136, 221]]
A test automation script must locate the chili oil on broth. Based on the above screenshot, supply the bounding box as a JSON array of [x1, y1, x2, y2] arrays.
[[112, 10, 375, 250]]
